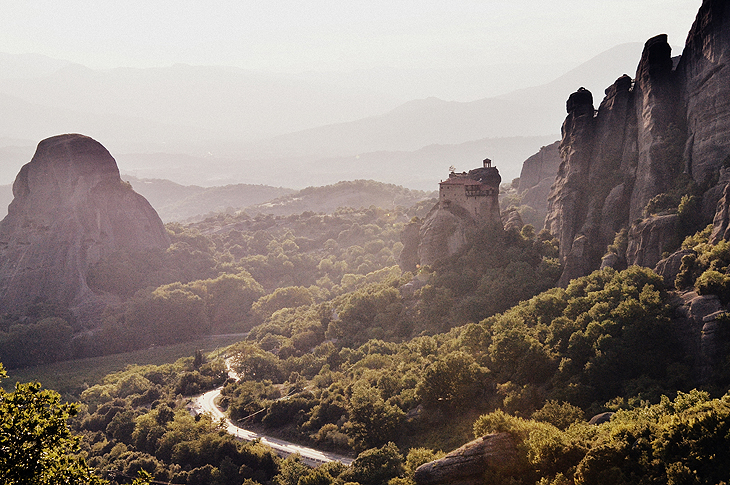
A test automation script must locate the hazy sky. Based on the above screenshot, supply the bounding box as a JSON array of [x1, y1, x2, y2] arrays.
[[0, 1, 702, 73]]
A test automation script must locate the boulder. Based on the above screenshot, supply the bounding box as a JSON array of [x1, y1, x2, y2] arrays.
[[0, 134, 170, 321], [414, 433, 518, 485], [588, 412, 614, 425]]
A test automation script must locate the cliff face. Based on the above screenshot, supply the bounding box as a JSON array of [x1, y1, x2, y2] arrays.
[[545, 0, 730, 284], [0, 134, 170, 319], [680, 0, 730, 185], [399, 163, 504, 270], [417, 203, 478, 267], [516, 141, 561, 227]]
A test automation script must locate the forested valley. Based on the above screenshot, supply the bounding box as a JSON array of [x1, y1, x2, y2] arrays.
[[4, 183, 730, 484]]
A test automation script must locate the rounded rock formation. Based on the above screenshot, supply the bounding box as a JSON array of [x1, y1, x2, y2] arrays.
[[0, 134, 170, 320]]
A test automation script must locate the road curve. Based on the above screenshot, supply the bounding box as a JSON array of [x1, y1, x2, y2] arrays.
[[191, 387, 354, 467]]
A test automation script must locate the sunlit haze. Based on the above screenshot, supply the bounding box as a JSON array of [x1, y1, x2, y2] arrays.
[[0, 0, 705, 191], [1, 1, 700, 75]]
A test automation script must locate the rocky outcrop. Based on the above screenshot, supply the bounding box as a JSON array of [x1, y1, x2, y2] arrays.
[[670, 289, 729, 382], [545, 87, 597, 265], [501, 208, 523, 233], [559, 234, 595, 287], [402, 162, 504, 270], [414, 433, 518, 485], [0, 134, 170, 320], [588, 412, 614, 425], [417, 203, 477, 267], [654, 248, 696, 286], [625, 214, 680, 268], [630, 35, 682, 222], [517, 141, 560, 227], [711, 181, 730, 243], [679, 0, 730, 184], [543, 0, 730, 283]]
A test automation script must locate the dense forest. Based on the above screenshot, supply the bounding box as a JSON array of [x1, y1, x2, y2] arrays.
[[4, 182, 730, 484]]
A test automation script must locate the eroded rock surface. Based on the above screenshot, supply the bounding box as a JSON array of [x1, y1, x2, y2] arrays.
[[626, 214, 680, 268], [543, 0, 730, 283], [517, 141, 561, 227], [414, 433, 518, 485], [711, 181, 730, 243], [0, 134, 170, 320], [417, 203, 477, 267]]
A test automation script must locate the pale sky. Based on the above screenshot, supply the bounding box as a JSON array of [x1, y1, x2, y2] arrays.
[[0, 1, 702, 73]]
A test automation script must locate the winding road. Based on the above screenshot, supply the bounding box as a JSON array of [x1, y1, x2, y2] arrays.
[[190, 364, 353, 467]]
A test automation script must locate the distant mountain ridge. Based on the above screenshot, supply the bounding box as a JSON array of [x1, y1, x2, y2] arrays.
[[242, 180, 436, 217], [113, 177, 436, 222], [247, 43, 646, 162], [0, 43, 649, 189], [124, 176, 295, 222]]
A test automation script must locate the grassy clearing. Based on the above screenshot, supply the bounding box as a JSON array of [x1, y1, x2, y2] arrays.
[[2, 334, 245, 399]]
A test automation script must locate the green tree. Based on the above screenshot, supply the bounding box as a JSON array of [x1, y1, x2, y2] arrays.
[[252, 286, 314, 320], [0, 364, 104, 484], [345, 442, 405, 485], [348, 385, 404, 451], [416, 351, 489, 410]]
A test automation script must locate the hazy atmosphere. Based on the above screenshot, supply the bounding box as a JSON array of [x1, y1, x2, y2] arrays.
[[0, 1, 701, 190], [6, 2, 730, 484]]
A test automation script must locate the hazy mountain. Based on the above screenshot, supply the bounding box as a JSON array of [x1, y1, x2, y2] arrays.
[[243, 44, 645, 162], [0, 60, 404, 151], [242, 180, 436, 217], [0, 90, 219, 172], [114, 134, 557, 192], [291, 61, 577, 103], [0, 52, 71, 79], [0, 43, 646, 191], [124, 175, 295, 222]]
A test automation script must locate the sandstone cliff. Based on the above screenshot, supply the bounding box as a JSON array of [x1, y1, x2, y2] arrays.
[[544, 0, 730, 284], [0, 134, 170, 320], [399, 163, 503, 270], [516, 141, 560, 228]]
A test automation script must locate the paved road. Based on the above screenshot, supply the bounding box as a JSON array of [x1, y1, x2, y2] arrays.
[[192, 387, 354, 467]]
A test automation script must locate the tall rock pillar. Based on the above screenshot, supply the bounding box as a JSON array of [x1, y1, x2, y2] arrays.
[[545, 88, 596, 262], [679, 0, 730, 184], [629, 34, 683, 221]]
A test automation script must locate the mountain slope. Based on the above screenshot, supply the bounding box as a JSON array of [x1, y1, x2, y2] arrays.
[[242, 43, 646, 161]]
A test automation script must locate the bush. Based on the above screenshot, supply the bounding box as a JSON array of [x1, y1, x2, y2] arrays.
[[695, 269, 730, 304]]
